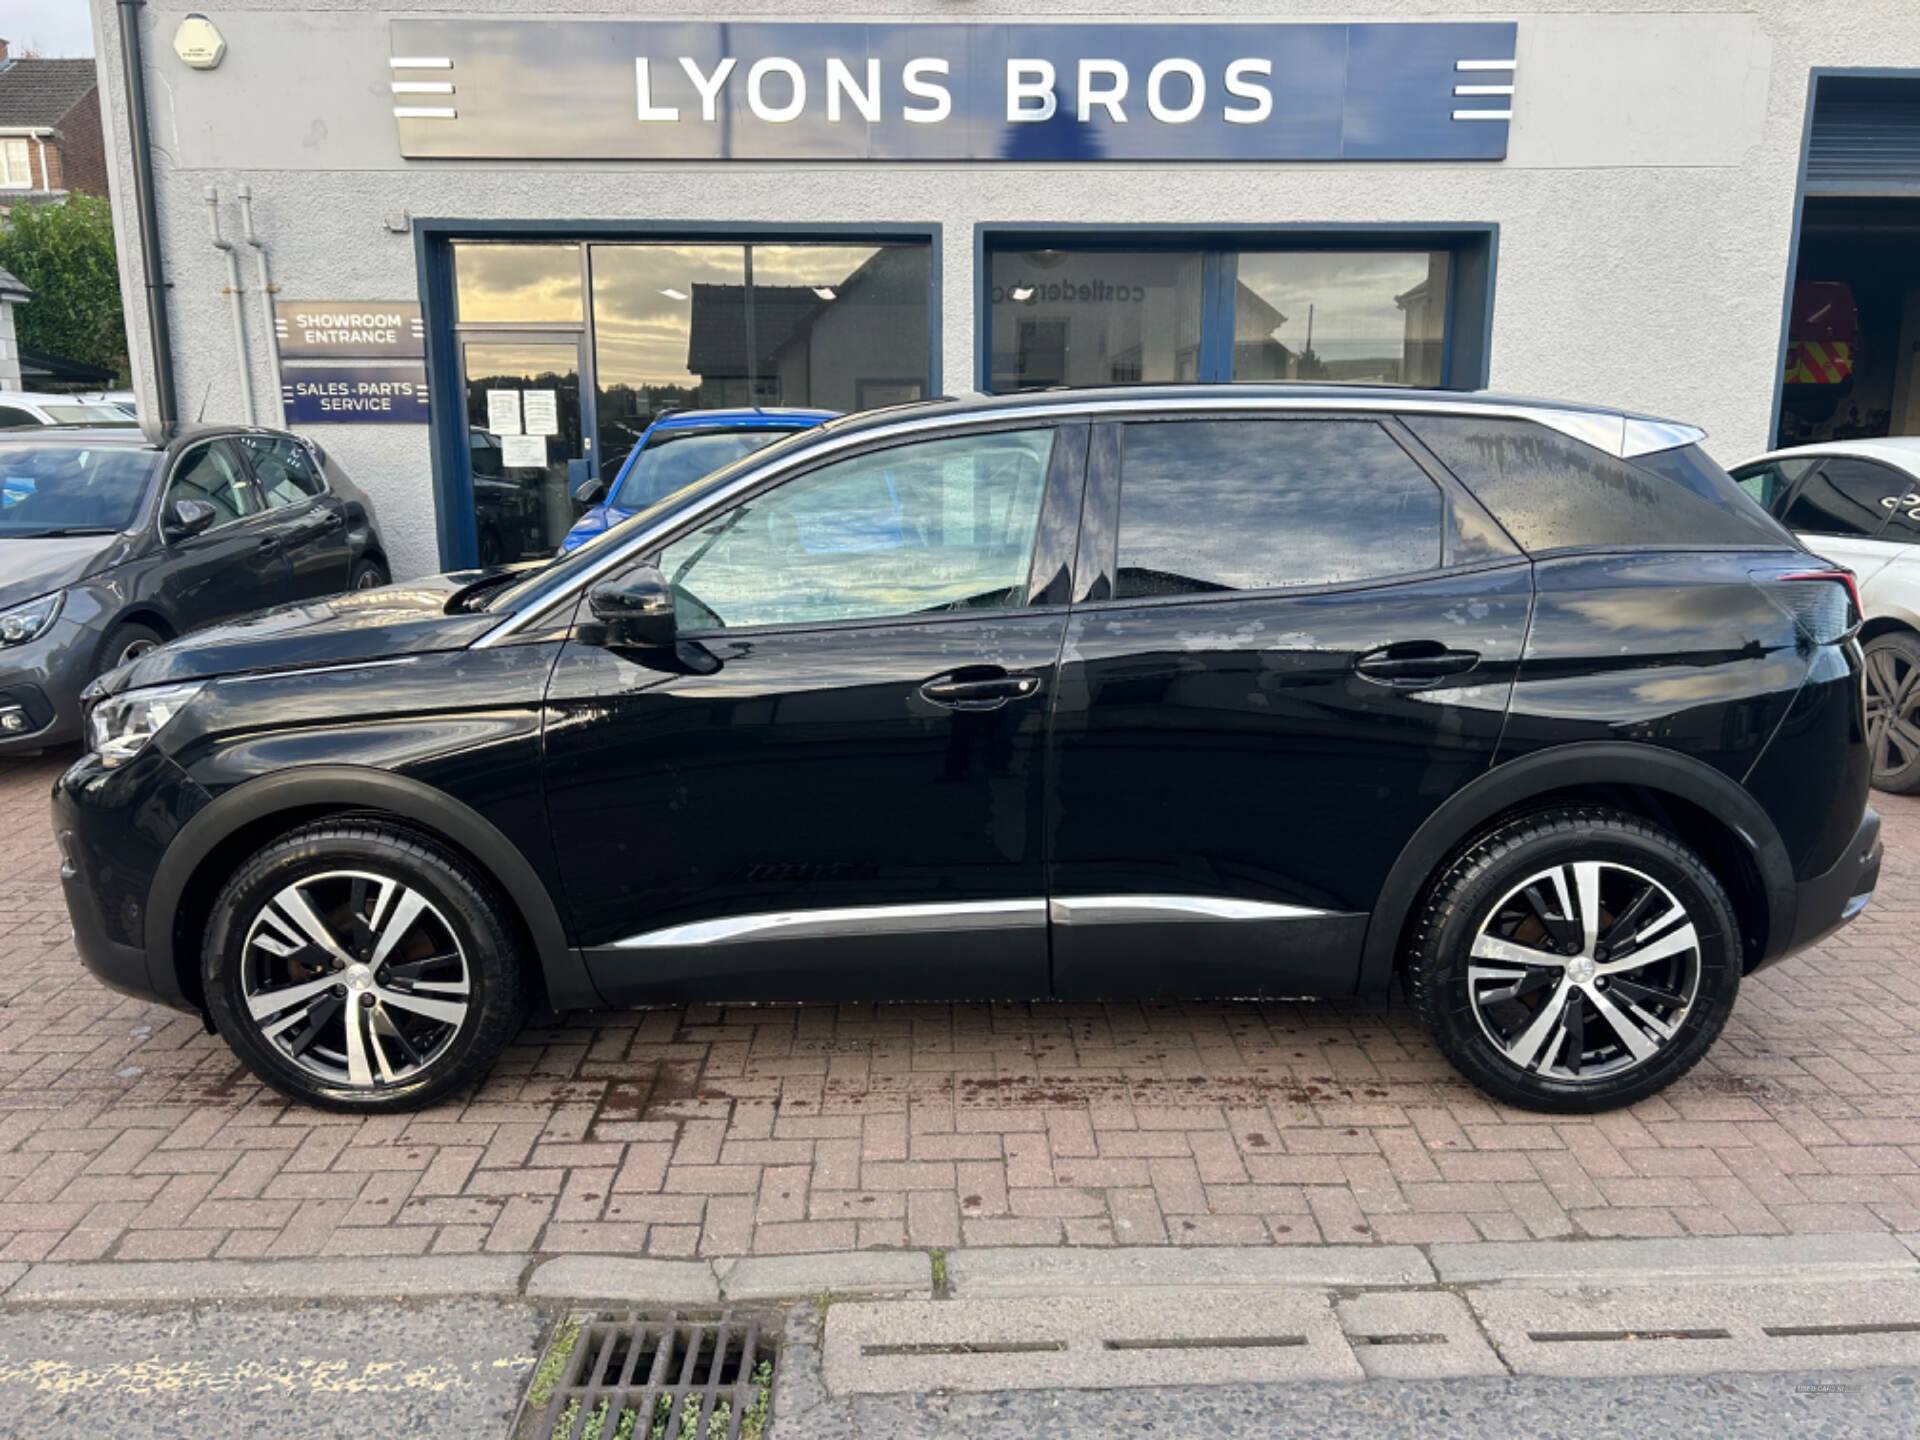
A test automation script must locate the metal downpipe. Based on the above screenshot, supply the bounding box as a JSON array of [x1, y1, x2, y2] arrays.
[[116, 0, 177, 428], [204, 187, 256, 426], [235, 185, 286, 427]]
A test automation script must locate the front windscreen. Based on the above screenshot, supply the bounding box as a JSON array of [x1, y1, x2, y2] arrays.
[[610, 428, 793, 511], [0, 445, 156, 536]]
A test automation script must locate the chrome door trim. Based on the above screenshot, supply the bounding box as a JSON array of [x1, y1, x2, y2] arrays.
[[472, 393, 1698, 650], [1048, 895, 1334, 925], [612, 898, 1047, 949]]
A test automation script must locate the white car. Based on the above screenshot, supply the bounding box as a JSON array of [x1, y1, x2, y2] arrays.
[[0, 389, 138, 429], [1731, 436, 1920, 794]]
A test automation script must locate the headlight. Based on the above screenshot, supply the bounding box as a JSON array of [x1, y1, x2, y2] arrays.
[[86, 682, 203, 768], [0, 591, 62, 646]]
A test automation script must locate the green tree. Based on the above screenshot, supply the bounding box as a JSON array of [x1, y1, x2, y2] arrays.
[[0, 193, 129, 383]]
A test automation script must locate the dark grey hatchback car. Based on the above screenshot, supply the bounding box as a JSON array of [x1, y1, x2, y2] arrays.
[[0, 425, 389, 754]]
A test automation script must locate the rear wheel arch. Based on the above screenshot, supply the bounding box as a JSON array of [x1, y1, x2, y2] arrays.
[[150, 766, 593, 1015], [1358, 743, 1797, 993]]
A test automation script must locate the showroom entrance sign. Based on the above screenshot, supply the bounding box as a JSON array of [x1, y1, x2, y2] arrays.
[[389, 20, 1518, 162]]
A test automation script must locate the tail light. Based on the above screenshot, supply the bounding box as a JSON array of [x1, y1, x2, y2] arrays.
[[1764, 568, 1862, 644]]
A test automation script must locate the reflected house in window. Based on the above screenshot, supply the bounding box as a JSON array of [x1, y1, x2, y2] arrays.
[[685, 248, 928, 413], [1395, 276, 1447, 388], [1229, 285, 1294, 381]]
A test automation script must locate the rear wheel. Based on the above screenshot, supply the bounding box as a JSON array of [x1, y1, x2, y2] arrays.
[[203, 820, 527, 1112], [350, 557, 390, 591], [1406, 807, 1741, 1113], [1863, 630, 1920, 794]]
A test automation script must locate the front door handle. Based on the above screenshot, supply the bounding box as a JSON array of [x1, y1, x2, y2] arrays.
[[920, 667, 1042, 712], [1355, 641, 1481, 687]]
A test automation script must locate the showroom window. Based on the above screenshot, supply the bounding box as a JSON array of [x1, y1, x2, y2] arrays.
[[441, 235, 934, 566], [984, 234, 1486, 393]]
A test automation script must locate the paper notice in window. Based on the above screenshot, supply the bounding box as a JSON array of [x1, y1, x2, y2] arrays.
[[522, 389, 559, 437], [486, 389, 521, 436], [500, 434, 547, 468]]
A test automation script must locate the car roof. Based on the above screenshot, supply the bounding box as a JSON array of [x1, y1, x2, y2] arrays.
[[1737, 436, 1920, 474], [804, 384, 1705, 461], [0, 421, 301, 452], [650, 407, 837, 430]]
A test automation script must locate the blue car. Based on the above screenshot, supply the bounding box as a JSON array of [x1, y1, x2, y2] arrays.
[[561, 407, 836, 552]]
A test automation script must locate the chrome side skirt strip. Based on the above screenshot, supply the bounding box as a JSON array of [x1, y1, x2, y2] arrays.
[[610, 894, 1333, 950], [612, 899, 1046, 949], [1049, 895, 1332, 925]]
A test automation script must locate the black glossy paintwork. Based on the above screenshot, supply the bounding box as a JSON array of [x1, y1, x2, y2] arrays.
[[1048, 562, 1533, 998], [0, 425, 386, 753], [546, 610, 1065, 1002], [43, 391, 1881, 1023], [1497, 551, 1815, 783]]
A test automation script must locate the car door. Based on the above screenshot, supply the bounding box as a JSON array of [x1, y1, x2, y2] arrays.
[[1046, 414, 1531, 1001], [234, 434, 352, 599], [542, 421, 1087, 1004], [152, 438, 295, 631], [1774, 456, 1902, 587]]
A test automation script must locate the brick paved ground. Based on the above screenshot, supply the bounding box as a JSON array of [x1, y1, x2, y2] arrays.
[[2, 749, 1917, 1267]]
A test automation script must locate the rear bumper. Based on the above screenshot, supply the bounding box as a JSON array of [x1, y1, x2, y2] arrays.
[[1767, 806, 1881, 967]]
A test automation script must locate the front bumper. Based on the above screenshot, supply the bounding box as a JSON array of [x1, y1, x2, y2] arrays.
[[0, 615, 97, 755], [51, 745, 210, 1013], [1775, 805, 1882, 963]]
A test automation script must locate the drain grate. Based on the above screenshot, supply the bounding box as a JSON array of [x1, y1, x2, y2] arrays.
[[1527, 1328, 1733, 1344], [520, 1311, 775, 1440]]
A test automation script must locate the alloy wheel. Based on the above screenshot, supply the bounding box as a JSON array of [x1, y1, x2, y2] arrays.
[[1864, 643, 1920, 785], [355, 569, 381, 590], [1467, 860, 1701, 1082], [240, 869, 471, 1089], [118, 638, 158, 665]]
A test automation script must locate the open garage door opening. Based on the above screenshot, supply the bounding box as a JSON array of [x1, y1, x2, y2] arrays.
[[1775, 75, 1920, 447]]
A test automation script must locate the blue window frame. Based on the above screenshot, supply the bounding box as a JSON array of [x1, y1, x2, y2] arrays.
[[976, 224, 1496, 394]]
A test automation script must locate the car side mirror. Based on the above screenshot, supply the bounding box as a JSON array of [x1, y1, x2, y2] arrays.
[[572, 475, 607, 506], [163, 497, 217, 541], [583, 566, 676, 649]]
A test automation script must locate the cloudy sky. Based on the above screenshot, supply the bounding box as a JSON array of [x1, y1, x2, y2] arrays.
[[0, 2, 95, 57]]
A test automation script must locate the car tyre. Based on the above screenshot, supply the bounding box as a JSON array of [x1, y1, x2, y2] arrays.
[[1406, 806, 1740, 1114], [350, 557, 390, 591], [95, 621, 166, 676], [1863, 629, 1920, 795], [203, 819, 528, 1113]]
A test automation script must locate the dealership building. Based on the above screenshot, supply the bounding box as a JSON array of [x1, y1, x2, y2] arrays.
[[89, 2, 1920, 581]]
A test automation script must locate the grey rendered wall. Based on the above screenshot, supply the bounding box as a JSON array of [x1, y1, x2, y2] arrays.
[[92, 1, 1920, 580]]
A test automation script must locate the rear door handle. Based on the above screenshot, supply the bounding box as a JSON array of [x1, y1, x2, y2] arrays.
[[919, 668, 1042, 712], [257, 536, 282, 553], [1355, 642, 1481, 687]]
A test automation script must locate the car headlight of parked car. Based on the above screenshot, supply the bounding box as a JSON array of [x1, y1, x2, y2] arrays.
[[0, 591, 62, 646], [87, 682, 203, 768]]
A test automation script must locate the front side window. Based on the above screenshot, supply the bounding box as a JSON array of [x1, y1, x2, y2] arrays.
[[1781, 458, 1901, 540], [611, 428, 790, 512], [165, 442, 259, 528], [658, 430, 1053, 630], [236, 436, 324, 508], [1114, 420, 1443, 599]]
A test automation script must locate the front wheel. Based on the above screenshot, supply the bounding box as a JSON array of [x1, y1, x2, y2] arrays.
[[203, 820, 527, 1112], [1406, 807, 1741, 1113]]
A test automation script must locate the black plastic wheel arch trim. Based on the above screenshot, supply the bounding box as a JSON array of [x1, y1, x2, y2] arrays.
[[143, 764, 598, 1013], [1355, 741, 1801, 995]]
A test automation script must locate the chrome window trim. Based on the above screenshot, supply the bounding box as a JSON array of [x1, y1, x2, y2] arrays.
[[612, 899, 1047, 949], [1049, 895, 1334, 925], [472, 393, 1704, 650]]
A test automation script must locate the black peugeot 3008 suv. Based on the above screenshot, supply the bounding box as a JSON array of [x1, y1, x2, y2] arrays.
[[52, 387, 1880, 1114]]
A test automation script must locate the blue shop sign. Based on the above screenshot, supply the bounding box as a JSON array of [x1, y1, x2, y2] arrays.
[[389, 21, 1517, 162], [282, 364, 431, 424]]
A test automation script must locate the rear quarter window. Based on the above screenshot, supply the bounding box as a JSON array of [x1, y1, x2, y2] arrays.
[[1404, 416, 1792, 553]]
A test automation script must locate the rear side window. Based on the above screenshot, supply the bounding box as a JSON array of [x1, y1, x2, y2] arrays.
[[1731, 457, 1814, 512], [1405, 417, 1791, 553], [1781, 458, 1897, 540], [1115, 420, 1443, 598], [236, 436, 325, 508]]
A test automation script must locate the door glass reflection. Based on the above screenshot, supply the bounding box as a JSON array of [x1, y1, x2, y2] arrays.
[[463, 341, 583, 564], [987, 250, 1205, 392], [453, 243, 584, 324]]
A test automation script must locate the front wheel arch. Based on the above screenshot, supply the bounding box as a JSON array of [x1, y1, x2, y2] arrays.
[[1358, 743, 1797, 994], [151, 766, 595, 1015]]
